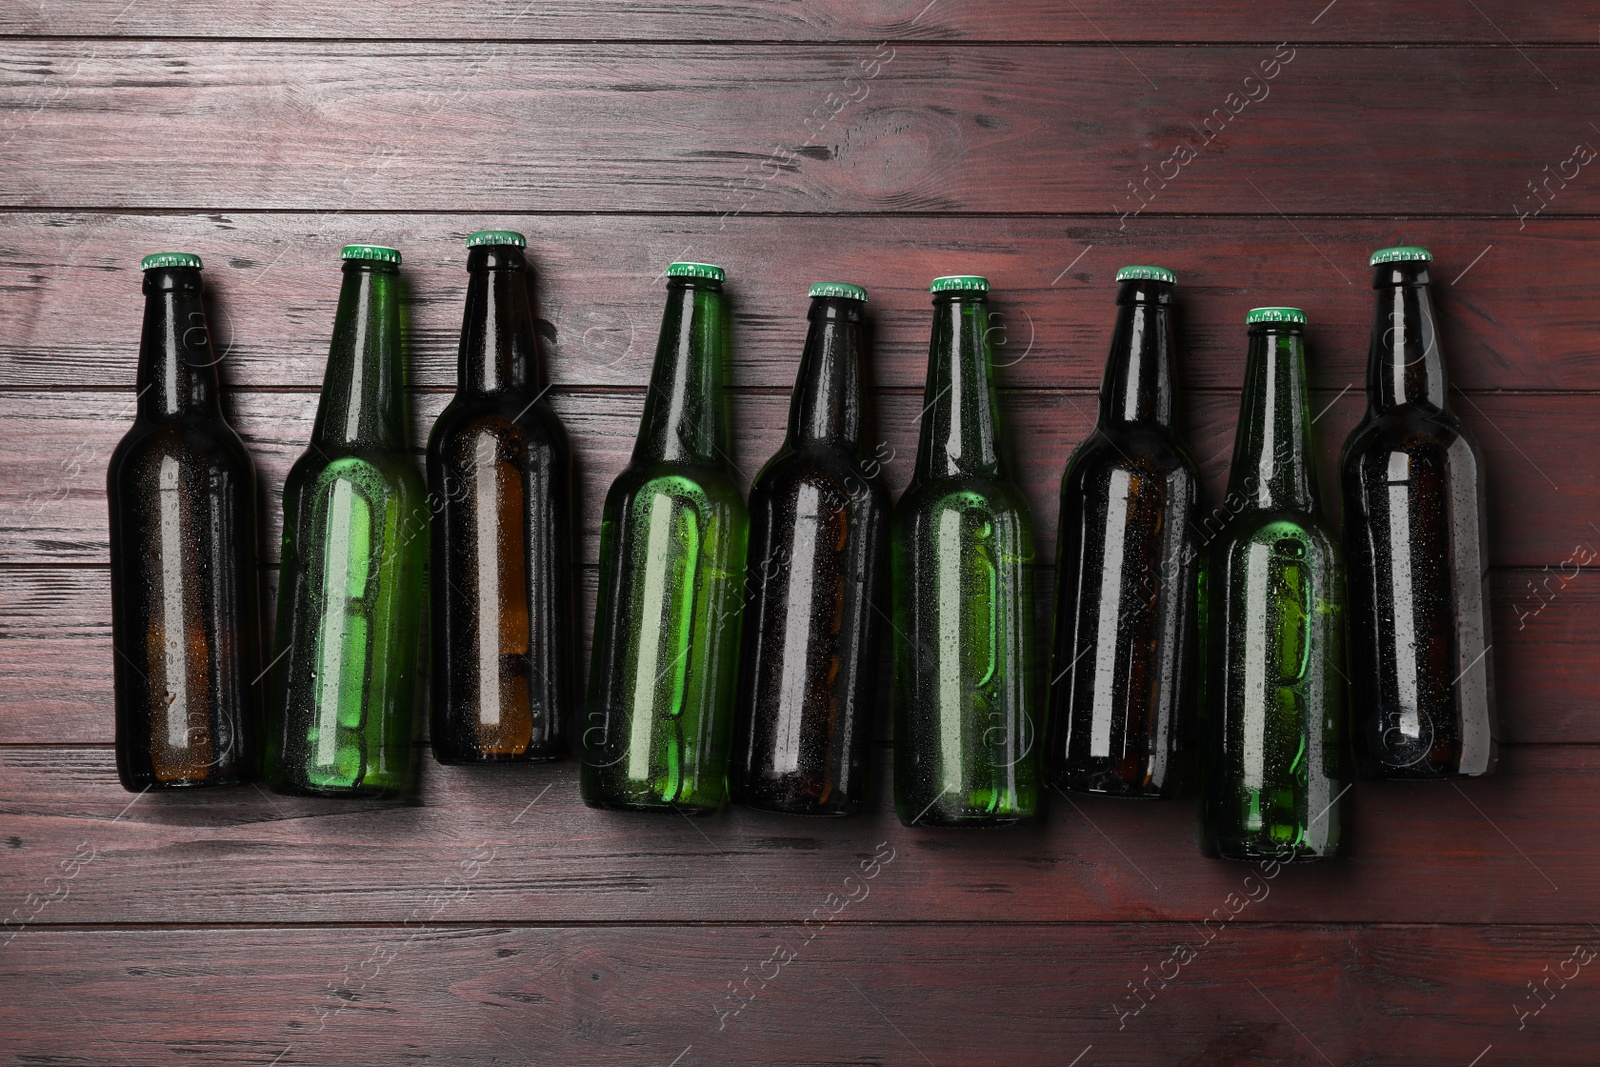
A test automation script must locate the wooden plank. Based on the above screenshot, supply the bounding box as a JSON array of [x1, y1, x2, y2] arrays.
[[3, 923, 1592, 1066], [1, 388, 1591, 569], [2, 564, 1591, 746], [3, 1, 1591, 43], [1, 43, 1592, 215], [0, 745, 1594, 925], [2, 213, 1591, 394]]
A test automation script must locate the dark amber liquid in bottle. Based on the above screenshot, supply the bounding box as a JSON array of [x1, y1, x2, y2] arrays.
[[428, 243, 573, 762], [1341, 259, 1496, 779], [731, 293, 888, 816], [108, 264, 260, 790], [1047, 275, 1200, 798]]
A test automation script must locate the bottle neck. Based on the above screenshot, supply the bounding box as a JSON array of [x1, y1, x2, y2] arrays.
[[136, 268, 220, 419], [458, 246, 542, 398], [1229, 326, 1321, 513], [312, 262, 405, 450], [634, 278, 730, 465], [916, 293, 1004, 479], [787, 296, 865, 449], [1369, 262, 1448, 411], [1099, 280, 1176, 428]]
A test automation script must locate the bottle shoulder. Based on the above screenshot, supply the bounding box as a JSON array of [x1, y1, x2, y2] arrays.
[[108, 416, 253, 482], [752, 444, 889, 506], [897, 471, 1033, 524], [607, 458, 747, 513], [1063, 426, 1200, 486], [431, 393, 568, 445], [1212, 507, 1342, 561], [285, 442, 425, 504], [1340, 405, 1483, 478]]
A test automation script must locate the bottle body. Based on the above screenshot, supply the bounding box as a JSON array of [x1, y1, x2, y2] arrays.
[[1047, 273, 1200, 799], [1202, 510, 1347, 860], [581, 267, 748, 812], [731, 291, 888, 816], [1341, 254, 1496, 779], [108, 261, 260, 790], [893, 280, 1039, 827], [1049, 433, 1199, 797], [1201, 313, 1348, 862], [267, 252, 426, 797], [428, 240, 573, 763]]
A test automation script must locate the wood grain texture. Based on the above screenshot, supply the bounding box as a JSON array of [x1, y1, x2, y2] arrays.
[[2, 213, 1592, 394], [1, 563, 1590, 746], [4, 923, 1596, 1067], [0, 388, 1588, 568], [2, 43, 1592, 215], [0, 745, 1594, 925], [3, 0, 1593, 43]]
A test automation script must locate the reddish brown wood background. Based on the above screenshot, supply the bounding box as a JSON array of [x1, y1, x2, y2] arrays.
[[3, 5, 1599, 1065]]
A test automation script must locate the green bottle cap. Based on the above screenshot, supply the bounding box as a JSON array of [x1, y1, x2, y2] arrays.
[[667, 262, 725, 281], [1246, 306, 1307, 326], [466, 230, 527, 249], [1369, 245, 1432, 266], [140, 252, 203, 271], [808, 282, 868, 302], [930, 275, 989, 294], [341, 244, 402, 265], [1115, 265, 1176, 285]]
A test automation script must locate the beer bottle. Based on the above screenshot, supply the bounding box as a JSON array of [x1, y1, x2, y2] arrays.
[[1341, 247, 1496, 779], [108, 252, 260, 790], [580, 263, 748, 812], [266, 245, 427, 797], [730, 283, 889, 816], [1047, 266, 1201, 799], [427, 231, 572, 763], [1200, 307, 1348, 862], [893, 276, 1039, 827]]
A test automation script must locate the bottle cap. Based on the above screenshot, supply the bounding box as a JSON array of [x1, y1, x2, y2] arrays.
[[667, 262, 725, 281], [1246, 307, 1307, 326], [930, 275, 989, 294], [466, 230, 527, 249], [1115, 265, 1176, 285], [341, 244, 402, 265], [140, 252, 203, 271], [1370, 246, 1432, 267], [808, 282, 868, 302]]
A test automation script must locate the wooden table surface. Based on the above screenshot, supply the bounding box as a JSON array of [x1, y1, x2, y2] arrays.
[[3, 4, 1599, 1064]]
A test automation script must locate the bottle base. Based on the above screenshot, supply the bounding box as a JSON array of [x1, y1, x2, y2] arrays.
[[583, 795, 721, 815], [432, 749, 565, 766], [729, 784, 859, 817], [897, 810, 1032, 829], [118, 773, 254, 792], [1204, 836, 1338, 864], [266, 779, 412, 800]]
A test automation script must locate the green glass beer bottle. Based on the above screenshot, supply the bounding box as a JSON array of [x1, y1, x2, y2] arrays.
[[266, 245, 427, 797], [580, 262, 748, 812], [1341, 247, 1496, 779], [427, 231, 573, 763], [730, 283, 889, 816], [108, 253, 260, 790], [1046, 266, 1201, 799], [893, 276, 1039, 827], [1201, 307, 1348, 862]]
